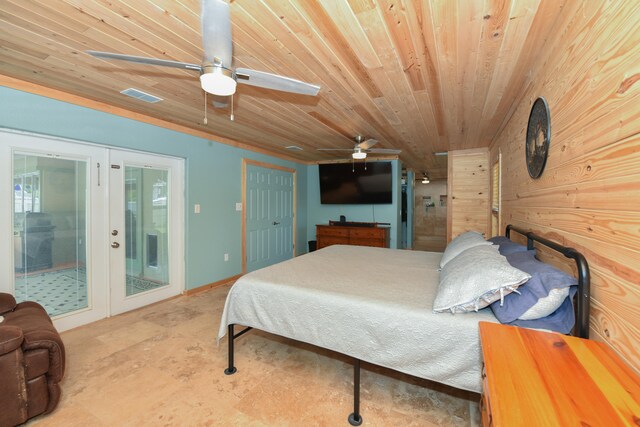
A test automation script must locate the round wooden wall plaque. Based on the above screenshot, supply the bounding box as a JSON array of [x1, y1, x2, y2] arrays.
[[526, 97, 551, 179]]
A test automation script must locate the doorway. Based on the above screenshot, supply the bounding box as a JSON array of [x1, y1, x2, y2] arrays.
[[0, 130, 184, 330], [108, 150, 184, 315], [242, 159, 295, 273], [413, 180, 447, 252]]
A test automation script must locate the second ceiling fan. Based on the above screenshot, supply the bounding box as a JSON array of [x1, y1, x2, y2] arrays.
[[318, 136, 402, 160], [87, 0, 320, 103]]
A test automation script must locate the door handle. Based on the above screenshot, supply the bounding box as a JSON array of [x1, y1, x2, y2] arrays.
[[111, 242, 120, 248], [273, 221, 280, 225]]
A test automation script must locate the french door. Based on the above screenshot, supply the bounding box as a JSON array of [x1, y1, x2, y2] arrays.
[[0, 130, 184, 330], [108, 150, 184, 315]]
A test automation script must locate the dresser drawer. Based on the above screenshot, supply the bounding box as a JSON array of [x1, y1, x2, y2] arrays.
[[317, 226, 349, 237], [349, 228, 381, 238], [316, 224, 389, 249]]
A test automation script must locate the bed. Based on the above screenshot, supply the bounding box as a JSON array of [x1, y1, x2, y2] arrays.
[[217, 225, 590, 425]]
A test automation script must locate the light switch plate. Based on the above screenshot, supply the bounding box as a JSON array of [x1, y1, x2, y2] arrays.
[[235, 202, 242, 211], [194, 204, 201, 214]]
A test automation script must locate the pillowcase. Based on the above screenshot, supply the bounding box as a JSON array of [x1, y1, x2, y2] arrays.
[[489, 250, 578, 323], [433, 245, 531, 313], [488, 236, 529, 255], [508, 287, 578, 334], [519, 287, 570, 320], [439, 231, 492, 268]]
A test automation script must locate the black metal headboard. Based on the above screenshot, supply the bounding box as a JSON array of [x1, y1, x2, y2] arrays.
[[505, 224, 590, 339]]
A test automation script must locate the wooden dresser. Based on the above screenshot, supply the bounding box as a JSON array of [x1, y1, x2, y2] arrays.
[[316, 223, 390, 249], [479, 322, 640, 426]]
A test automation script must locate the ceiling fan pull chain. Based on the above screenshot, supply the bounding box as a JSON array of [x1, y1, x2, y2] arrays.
[[352, 158, 355, 172], [203, 91, 208, 125], [230, 94, 235, 121], [364, 157, 367, 170]]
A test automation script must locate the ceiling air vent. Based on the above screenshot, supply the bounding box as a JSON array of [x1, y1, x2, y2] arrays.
[[285, 146, 303, 151], [120, 88, 163, 103]]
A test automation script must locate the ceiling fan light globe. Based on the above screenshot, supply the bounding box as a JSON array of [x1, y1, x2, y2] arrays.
[[200, 68, 236, 96], [352, 151, 367, 160]]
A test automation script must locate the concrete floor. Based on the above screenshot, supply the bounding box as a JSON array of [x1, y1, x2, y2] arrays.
[[30, 284, 480, 426]]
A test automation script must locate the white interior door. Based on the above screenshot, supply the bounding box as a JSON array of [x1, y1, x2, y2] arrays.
[[0, 130, 109, 331], [108, 150, 184, 315], [245, 162, 295, 272]]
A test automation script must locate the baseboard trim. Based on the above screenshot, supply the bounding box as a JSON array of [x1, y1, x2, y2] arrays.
[[184, 274, 243, 296]]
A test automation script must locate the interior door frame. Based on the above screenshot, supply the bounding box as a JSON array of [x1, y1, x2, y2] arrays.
[[242, 159, 296, 273]]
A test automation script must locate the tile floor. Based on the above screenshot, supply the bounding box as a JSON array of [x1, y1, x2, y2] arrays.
[[14, 268, 164, 317], [30, 284, 481, 426]]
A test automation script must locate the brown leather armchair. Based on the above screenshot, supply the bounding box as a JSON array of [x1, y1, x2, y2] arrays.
[[0, 293, 65, 427]]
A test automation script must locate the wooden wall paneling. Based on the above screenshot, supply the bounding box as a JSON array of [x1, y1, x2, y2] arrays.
[[590, 299, 640, 372], [447, 148, 490, 241], [490, 0, 640, 371]]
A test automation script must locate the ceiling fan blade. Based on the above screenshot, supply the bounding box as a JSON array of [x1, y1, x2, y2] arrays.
[[86, 51, 201, 71], [317, 148, 354, 152], [201, 0, 232, 67], [236, 68, 320, 96], [368, 148, 402, 154], [357, 138, 378, 150]]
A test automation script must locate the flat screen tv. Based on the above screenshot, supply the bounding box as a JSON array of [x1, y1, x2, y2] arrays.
[[319, 161, 392, 204]]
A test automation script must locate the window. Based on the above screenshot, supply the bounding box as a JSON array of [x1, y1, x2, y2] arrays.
[[14, 171, 41, 213], [491, 154, 501, 236]]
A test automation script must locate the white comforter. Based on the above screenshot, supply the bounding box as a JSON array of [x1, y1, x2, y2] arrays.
[[217, 245, 498, 393]]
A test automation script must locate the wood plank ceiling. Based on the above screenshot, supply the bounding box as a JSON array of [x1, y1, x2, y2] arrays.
[[0, 0, 566, 179]]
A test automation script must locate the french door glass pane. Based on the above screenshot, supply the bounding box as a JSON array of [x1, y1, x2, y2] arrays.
[[13, 153, 88, 317], [124, 166, 169, 296]]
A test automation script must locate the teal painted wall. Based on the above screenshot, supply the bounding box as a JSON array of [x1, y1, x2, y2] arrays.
[[306, 160, 402, 249], [0, 86, 307, 290]]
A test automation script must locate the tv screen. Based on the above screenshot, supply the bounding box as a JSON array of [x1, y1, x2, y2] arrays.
[[319, 161, 392, 204]]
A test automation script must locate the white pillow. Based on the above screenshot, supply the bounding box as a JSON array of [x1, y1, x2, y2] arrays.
[[518, 287, 570, 320], [433, 245, 531, 313], [439, 231, 492, 268]]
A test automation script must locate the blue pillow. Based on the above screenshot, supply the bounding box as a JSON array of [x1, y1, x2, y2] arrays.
[[488, 236, 529, 255], [490, 250, 578, 334]]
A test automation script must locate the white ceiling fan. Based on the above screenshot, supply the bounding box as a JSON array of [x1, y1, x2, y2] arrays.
[[317, 135, 401, 160], [86, 0, 320, 103]]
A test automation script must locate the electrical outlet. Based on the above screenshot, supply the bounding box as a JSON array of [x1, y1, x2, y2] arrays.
[[235, 202, 242, 211], [194, 204, 201, 214], [224, 253, 229, 262]]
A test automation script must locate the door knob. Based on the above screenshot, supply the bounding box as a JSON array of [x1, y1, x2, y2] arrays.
[[111, 229, 118, 236], [273, 221, 280, 225], [111, 242, 120, 248]]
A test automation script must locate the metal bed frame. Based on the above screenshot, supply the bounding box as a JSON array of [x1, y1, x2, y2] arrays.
[[223, 224, 591, 425]]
